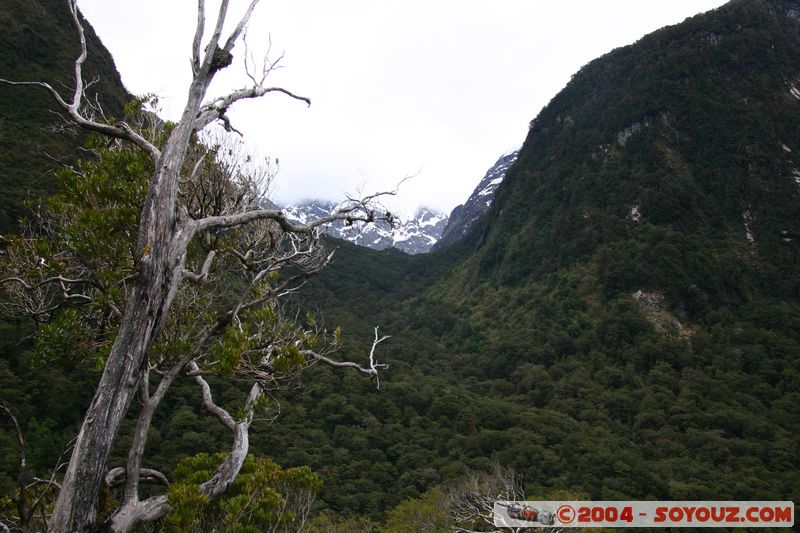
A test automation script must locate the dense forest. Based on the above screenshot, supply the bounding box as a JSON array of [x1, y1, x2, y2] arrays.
[[1, 0, 799, 531], [0, 0, 128, 234]]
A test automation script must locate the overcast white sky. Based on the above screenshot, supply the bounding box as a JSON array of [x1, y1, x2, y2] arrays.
[[75, 0, 727, 216]]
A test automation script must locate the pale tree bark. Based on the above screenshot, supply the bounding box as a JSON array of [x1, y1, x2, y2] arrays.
[[100, 350, 196, 531], [100, 323, 389, 532], [0, 1, 393, 531], [447, 463, 524, 530], [194, 367, 261, 498], [446, 464, 566, 533]]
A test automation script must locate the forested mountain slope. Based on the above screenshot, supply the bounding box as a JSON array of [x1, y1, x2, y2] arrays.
[[280, 0, 800, 517], [0, 0, 128, 233], [468, 0, 800, 293]]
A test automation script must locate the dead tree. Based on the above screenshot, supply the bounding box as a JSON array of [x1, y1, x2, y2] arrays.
[[447, 463, 524, 532], [0, 1, 394, 531]]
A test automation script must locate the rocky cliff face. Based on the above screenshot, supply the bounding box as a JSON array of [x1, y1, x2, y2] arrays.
[[434, 150, 518, 249], [282, 201, 448, 254]]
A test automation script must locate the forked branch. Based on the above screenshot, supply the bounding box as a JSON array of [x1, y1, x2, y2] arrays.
[[194, 86, 310, 133], [303, 326, 390, 388]]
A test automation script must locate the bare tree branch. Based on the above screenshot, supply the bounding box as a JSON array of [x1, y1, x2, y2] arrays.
[[192, 0, 206, 75], [105, 468, 169, 489], [207, 0, 230, 56], [1, 270, 96, 320], [222, 0, 260, 53], [25, 477, 62, 491], [0, 403, 68, 531], [447, 464, 524, 529], [119, 330, 219, 510], [182, 249, 217, 283], [196, 381, 262, 498], [187, 361, 236, 431], [103, 495, 169, 533], [302, 327, 390, 388], [0, 403, 25, 467], [243, 32, 283, 87], [1, 275, 92, 292], [194, 86, 310, 132], [192, 196, 393, 236]]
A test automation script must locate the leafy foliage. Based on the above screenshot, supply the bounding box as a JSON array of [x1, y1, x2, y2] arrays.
[[165, 453, 321, 533]]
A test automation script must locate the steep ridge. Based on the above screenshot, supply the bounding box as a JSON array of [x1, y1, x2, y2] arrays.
[[435, 150, 519, 249], [0, 0, 129, 233], [468, 0, 800, 294]]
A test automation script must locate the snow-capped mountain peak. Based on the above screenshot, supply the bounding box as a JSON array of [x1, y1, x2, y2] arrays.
[[281, 201, 448, 254], [435, 150, 519, 249], [280, 149, 517, 253]]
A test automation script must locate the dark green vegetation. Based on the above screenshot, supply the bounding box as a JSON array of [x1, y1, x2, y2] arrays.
[[0, 0, 129, 512], [266, 0, 800, 518], [0, 0, 128, 234], [165, 454, 321, 532], [1, 0, 799, 529]]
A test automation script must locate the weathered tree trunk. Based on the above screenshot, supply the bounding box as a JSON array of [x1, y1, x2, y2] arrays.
[[49, 99, 201, 531], [48, 252, 183, 530], [103, 495, 169, 533]]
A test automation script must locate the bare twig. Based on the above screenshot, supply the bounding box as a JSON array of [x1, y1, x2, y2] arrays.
[[0, 403, 25, 467], [302, 326, 390, 389], [194, 86, 310, 133], [192, 0, 206, 75]]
